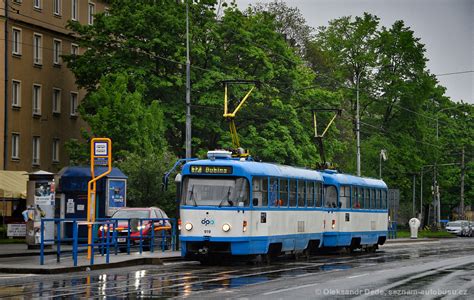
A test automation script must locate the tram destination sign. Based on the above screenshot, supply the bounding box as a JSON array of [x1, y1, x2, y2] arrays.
[[190, 166, 233, 174]]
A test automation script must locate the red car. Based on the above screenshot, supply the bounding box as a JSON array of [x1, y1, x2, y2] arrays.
[[98, 207, 172, 249]]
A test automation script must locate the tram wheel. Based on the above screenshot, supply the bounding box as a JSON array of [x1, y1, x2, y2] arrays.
[[256, 254, 271, 265]]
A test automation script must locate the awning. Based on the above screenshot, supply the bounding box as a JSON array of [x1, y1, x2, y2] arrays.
[[0, 170, 28, 199]]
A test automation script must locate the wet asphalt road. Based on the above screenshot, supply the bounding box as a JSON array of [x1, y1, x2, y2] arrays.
[[0, 238, 473, 299]]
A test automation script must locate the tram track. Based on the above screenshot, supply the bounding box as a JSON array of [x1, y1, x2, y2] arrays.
[[1, 239, 473, 298]]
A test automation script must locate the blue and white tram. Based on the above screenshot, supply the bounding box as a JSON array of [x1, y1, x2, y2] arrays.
[[179, 151, 325, 261], [320, 170, 388, 251], [179, 151, 389, 262]]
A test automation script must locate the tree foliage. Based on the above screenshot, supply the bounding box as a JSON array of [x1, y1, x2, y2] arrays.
[[64, 1, 472, 222]]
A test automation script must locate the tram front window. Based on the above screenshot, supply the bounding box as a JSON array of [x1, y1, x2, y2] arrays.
[[181, 177, 249, 207]]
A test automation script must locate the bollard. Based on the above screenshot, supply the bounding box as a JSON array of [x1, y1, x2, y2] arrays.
[[409, 218, 421, 239]]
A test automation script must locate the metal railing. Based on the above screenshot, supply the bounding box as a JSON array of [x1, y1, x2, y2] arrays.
[[39, 217, 177, 266]]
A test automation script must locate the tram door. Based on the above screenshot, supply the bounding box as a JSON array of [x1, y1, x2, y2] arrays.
[[324, 185, 340, 234]]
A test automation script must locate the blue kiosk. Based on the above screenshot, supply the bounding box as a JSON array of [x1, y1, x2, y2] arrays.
[[57, 166, 128, 238]]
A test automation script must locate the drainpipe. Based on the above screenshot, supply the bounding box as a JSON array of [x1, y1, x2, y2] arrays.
[[3, 2, 9, 170]]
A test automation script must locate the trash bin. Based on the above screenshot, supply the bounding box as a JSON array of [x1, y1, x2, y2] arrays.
[[409, 218, 421, 239]]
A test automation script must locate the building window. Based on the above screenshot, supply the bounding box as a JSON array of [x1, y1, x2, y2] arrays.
[[52, 88, 61, 113], [11, 134, 20, 160], [70, 92, 78, 116], [88, 2, 95, 25], [52, 139, 60, 163], [71, 0, 78, 20], [32, 137, 40, 165], [33, 0, 41, 10], [53, 0, 61, 15], [12, 0, 22, 4], [71, 43, 79, 55], [33, 33, 42, 65], [12, 80, 21, 107], [53, 39, 62, 65], [12, 28, 22, 55], [33, 84, 42, 116]]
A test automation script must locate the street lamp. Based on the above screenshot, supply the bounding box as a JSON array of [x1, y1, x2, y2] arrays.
[[185, 0, 192, 158], [433, 106, 457, 226]]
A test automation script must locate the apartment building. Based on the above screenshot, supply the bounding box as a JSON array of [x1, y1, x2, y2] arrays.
[[0, 0, 106, 172]]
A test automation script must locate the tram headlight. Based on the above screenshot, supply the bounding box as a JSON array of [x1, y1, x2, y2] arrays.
[[184, 223, 193, 231], [222, 223, 231, 232]]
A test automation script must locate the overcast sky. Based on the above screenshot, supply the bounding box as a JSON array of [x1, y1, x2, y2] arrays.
[[236, 0, 474, 104]]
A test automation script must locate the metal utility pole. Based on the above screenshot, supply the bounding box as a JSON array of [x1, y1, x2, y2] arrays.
[[420, 170, 424, 225], [460, 147, 465, 219], [434, 116, 439, 226], [356, 72, 361, 176], [185, 0, 192, 159]]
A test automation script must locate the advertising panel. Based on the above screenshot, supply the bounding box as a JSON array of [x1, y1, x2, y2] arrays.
[[106, 179, 127, 216]]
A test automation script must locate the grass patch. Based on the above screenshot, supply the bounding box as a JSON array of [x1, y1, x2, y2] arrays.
[[396, 230, 456, 239], [0, 238, 26, 244]]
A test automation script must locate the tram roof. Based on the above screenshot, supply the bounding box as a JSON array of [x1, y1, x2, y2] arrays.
[[322, 171, 388, 189], [183, 159, 324, 181]]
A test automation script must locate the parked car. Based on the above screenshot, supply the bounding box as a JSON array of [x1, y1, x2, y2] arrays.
[[99, 207, 172, 250], [446, 220, 472, 237]]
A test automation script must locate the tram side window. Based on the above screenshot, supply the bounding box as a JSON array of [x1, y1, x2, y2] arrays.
[[279, 179, 288, 207], [352, 186, 359, 208], [370, 189, 375, 209], [315, 182, 322, 207], [307, 182, 315, 207], [358, 187, 364, 208], [340, 185, 350, 208], [364, 188, 370, 209], [324, 185, 338, 208], [382, 190, 387, 209], [289, 179, 297, 207], [298, 180, 305, 207], [252, 177, 268, 207], [375, 190, 380, 209], [269, 178, 279, 207]]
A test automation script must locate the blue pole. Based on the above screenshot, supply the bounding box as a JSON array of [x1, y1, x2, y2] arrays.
[[100, 225, 105, 256], [56, 220, 61, 263], [127, 219, 131, 255], [72, 220, 78, 267], [91, 223, 95, 266], [139, 219, 143, 254], [40, 219, 45, 265], [161, 222, 165, 252], [172, 218, 176, 251], [150, 221, 155, 253], [106, 223, 110, 264], [114, 220, 118, 255]]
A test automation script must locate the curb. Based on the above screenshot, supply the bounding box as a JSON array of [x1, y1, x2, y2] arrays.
[[384, 238, 439, 244], [0, 256, 174, 274]]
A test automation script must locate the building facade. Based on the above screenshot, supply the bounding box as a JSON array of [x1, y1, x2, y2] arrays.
[[0, 0, 106, 172]]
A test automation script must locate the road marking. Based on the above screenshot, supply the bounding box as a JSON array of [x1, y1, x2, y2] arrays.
[[347, 273, 368, 279], [263, 282, 320, 295]]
